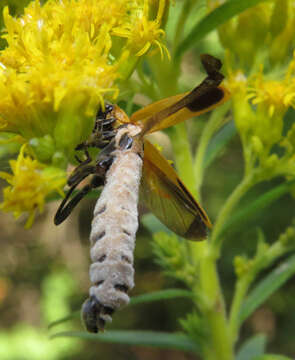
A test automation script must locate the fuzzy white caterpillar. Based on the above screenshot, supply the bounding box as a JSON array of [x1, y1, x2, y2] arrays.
[[81, 124, 143, 332]]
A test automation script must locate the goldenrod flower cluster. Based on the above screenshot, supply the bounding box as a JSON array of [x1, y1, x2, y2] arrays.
[[0, 144, 66, 228], [220, 1, 295, 181], [0, 0, 169, 226]]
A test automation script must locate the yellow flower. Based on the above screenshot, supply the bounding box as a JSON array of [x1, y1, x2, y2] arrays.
[[0, 0, 169, 152], [0, 145, 66, 228], [225, 47, 295, 177], [247, 69, 295, 118], [0, 0, 169, 227], [112, 0, 170, 59], [225, 68, 256, 136]]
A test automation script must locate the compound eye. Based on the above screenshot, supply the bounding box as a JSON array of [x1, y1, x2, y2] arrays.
[[119, 133, 133, 150]]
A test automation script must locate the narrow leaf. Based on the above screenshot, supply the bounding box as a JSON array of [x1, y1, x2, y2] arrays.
[[130, 289, 193, 306], [239, 254, 295, 324], [49, 289, 193, 329], [220, 179, 295, 238], [51, 330, 200, 353], [236, 334, 267, 360], [254, 355, 293, 360], [204, 120, 236, 168], [176, 0, 269, 59], [48, 311, 80, 329]]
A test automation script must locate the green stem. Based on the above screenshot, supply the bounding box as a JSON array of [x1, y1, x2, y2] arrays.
[[149, 55, 179, 98], [229, 241, 286, 343], [137, 63, 158, 100], [211, 174, 254, 254], [117, 50, 140, 82], [228, 273, 254, 344], [167, 123, 197, 198], [199, 244, 234, 360], [194, 103, 231, 198]]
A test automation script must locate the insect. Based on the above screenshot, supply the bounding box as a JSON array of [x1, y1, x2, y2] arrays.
[[54, 54, 230, 333]]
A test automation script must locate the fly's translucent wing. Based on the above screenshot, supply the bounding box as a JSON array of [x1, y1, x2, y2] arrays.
[[122, 54, 230, 135], [140, 140, 212, 241], [130, 85, 229, 135]]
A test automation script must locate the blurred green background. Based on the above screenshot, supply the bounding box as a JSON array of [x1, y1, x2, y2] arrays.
[[1, 1, 295, 359]]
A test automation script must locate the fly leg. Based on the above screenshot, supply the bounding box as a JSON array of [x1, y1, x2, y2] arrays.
[[76, 104, 117, 151], [54, 164, 97, 225], [74, 148, 91, 165], [54, 155, 114, 225], [54, 174, 105, 225]]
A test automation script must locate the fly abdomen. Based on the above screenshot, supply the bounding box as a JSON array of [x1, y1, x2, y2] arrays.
[[82, 124, 143, 332]]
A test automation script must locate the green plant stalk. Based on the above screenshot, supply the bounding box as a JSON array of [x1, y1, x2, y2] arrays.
[[228, 271, 255, 344], [199, 244, 234, 360], [137, 63, 159, 101], [211, 174, 255, 254], [194, 102, 231, 198], [118, 50, 141, 81], [241, 135, 257, 177], [167, 98, 238, 360], [195, 173, 255, 359], [165, 100, 233, 359], [168, 123, 198, 198], [229, 241, 287, 343], [148, 50, 180, 99]]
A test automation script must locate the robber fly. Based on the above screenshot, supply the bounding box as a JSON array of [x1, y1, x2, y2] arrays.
[[54, 54, 230, 333]]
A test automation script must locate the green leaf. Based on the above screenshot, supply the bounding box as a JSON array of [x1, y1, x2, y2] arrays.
[[51, 330, 200, 353], [48, 311, 80, 329], [130, 289, 193, 306], [220, 179, 295, 238], [204, 120, 236, 168], [236, 334, 267, 360], [49, 289, 193, 329], [239, 254, 295, 324], [254, 355, 293, 360], [176, 0, 270, 59]]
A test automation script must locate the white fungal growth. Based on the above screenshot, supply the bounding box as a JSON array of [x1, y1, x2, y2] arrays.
[[85, 124, 143, 330]]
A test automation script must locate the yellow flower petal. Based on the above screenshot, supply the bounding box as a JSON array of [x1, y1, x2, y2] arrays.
[[0, 144, 66, 228]]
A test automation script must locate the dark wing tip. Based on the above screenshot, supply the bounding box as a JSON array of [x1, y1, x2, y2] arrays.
[[200, 54, 222, 74], [184, 217, 210, 241], [186, 86, 225, 112]]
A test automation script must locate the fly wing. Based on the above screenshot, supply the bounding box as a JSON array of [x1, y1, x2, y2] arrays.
[[140, 139, 212, 241], [131, 85, 229, 135], [129, 92, 187, 124], [129, 54, 230, 135]]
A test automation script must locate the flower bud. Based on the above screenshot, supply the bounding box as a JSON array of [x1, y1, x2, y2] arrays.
[[29, 135, 55, 163], [234, 256, 253, 278], [251, 136, 264, 156]]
